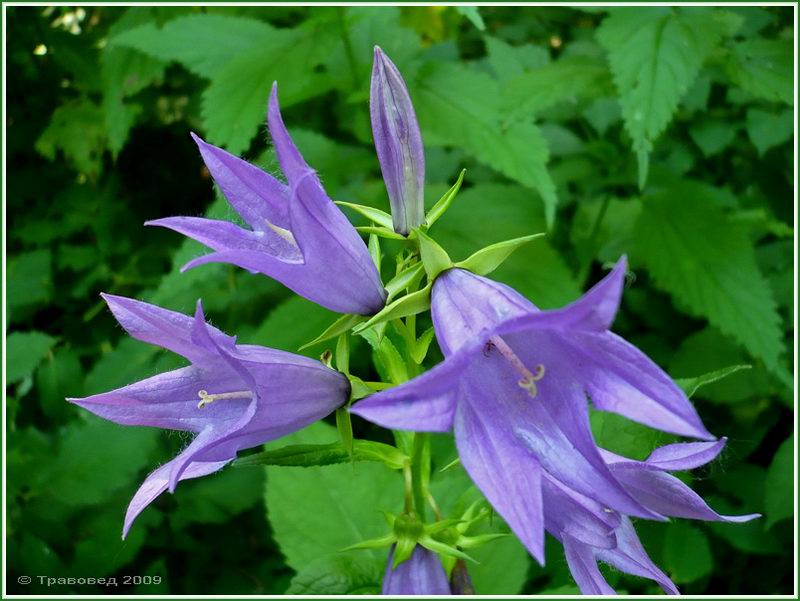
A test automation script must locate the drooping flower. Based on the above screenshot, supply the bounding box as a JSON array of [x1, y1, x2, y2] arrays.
[[382, 546, 451, 595], [146, 84, 386, 316], [544, 438, 758, 594], [352, 257, 713, 564], [370, 46, 425, 235], [68, 294, 349, 536]]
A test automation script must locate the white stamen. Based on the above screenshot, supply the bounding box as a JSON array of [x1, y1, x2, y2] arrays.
[[487, 336, 546, 398], [196, 389, 252, 409]]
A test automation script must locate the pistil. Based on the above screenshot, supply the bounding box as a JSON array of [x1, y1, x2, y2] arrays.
[[487, 336, 546, 398]]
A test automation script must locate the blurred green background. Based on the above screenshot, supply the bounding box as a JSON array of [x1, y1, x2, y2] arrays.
[[6, 5, 794, 595]]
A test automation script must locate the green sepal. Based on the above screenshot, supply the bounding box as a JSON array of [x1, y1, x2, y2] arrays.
[[356, 225, 407, 240], [456, 532, 509, 549], [340, 533, 396, 552], [336, 407, 354, 462], [675, 364, 751, 398], [415, 229, 453, 280], [385, 263, 425, 302], [347, 374, 377, 401], [335, 201, 394, 229], [418, 535, 477, 563], [368, 233, 382, 272], [439, 456, 461, 473], [299, 314, 366, 350], [409, 326, 435, 365], [393, 536, 418, 568], [425, 169, 465, 229], [455, 233, 544, 276], [234, 439, 408, 470], [335, 334, 350, 375], [424, 518, 464, 535], [353, 283, 432, 333]]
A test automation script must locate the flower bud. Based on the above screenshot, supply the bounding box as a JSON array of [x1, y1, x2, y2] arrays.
[[370, 46, 425, 236]]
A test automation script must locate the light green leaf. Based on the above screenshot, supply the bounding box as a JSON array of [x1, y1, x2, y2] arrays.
[[689, 118, 738, 157], [675, 365, 752, 398], [457, 6, 486, 31], [110, 15, 276, 78], [35, 99, 106, 177], [726, 37, 793, 105], [746, 108, 793, 156], [597, 7, 732, 186], [415, 62, 558, 227], [286, 555, 381, 594], [484, 36, 548, 82], [663, 523, 713, 583], [635, 189, 784, 374], [265, 421, 403, 570], [764, 435, 793, 528], [7, 332, 57, 384]]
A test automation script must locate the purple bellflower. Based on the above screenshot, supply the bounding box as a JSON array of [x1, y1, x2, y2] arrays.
[[352, 257, 714, 564], [68, 294, 349, 537], [544, 438, 758, 594], [147, 85, 386, 316], [370, 47, 425, 235], [382, 546, 451, 595]]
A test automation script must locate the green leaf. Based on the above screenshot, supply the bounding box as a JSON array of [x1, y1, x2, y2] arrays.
[[7, 332, 57, 384], [764, 435, 793, 528], [286, 555, 380, 594], [689, 118, 738, 157], [237, 439, 407, 470], [425, 169, 465, 229], [247, 296, 337, 357], [597, 7, 732, 186], [35, 99, 106, 177], [457, 6, 486, 31], [484, 36, 548, 82], [591, 411, 672, 461], [335, 201, 394, 229], [726, 37, 793, 105], [414, 61, 557, 227], [110, 15, 276, 78], [663, 523, 713, 583], [265, 422, 403, 570], [35, 348, 84, 420], [634, 189, 784, 374], [675, 365, 752, 398], [8, 249, 52, 316], [455, 234, 544, 277], [746, 108, 793, 156]]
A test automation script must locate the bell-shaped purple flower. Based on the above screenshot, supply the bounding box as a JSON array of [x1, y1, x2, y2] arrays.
[[545, 438, 758, 594], [370, 46, 425, 235], [352, 257, 713, 564], [382, 546, 451, 595], [68, 294, 349, 536], [147, 85, 386, 316]]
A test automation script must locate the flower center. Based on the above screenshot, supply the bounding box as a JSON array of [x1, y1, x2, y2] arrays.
[[487, 336, 546, 398], [196, 389, 253, 409]]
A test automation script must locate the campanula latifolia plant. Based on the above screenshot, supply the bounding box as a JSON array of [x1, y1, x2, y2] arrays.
[[71, 45, 761, 596]]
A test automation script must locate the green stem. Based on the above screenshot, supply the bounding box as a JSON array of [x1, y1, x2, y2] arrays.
[[411, 433, 430, 521]]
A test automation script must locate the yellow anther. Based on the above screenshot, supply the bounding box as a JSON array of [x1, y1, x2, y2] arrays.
[[196, 389, 252, 409], [517, 364, 546, 398]]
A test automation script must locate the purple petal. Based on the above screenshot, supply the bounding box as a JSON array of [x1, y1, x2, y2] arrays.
[[562, 535, 617, 595], [350, 352, 468, 432], [431, 268, 536, 356], [454, 395, 545, 564], [577, 330, 713, 440], [610, 465, 760, 523], [191, 133, 290, 230], [645, 438, 727, 471], [123, 457, 231, 538], [555, 256, 627, 332], [595, 517, 679, 595], [146, 216, 302, 263], [370, 47, 425, 235], [267, 83, 311, 185], [542, 475, 620, 550], [382, 546, 450, 595], [100, 293, 233, 363]]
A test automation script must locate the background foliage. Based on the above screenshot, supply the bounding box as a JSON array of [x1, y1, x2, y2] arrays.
[[6, 5, 794, 595]]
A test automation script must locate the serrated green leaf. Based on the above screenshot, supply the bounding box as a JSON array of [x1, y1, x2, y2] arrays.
[[265, 422, 403, 569], [286, 555, 381, 595], [7, 332, 57, 384], [746, 108, 793, 156], [35, 99, 106, 177], [675, 365, 752, 398], [764, 435, 793, 528], [455, 234, 544, 277], [663, 522, 713, 583], [689, 118, 738, 157], [415, 61, 557, 227], [634, 189, 784, 374], [597, 8, 732, 186], [726, 37, 793, 105]]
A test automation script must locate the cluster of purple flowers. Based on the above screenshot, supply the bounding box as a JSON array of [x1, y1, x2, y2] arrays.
[[70, 47, 756, 595]]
